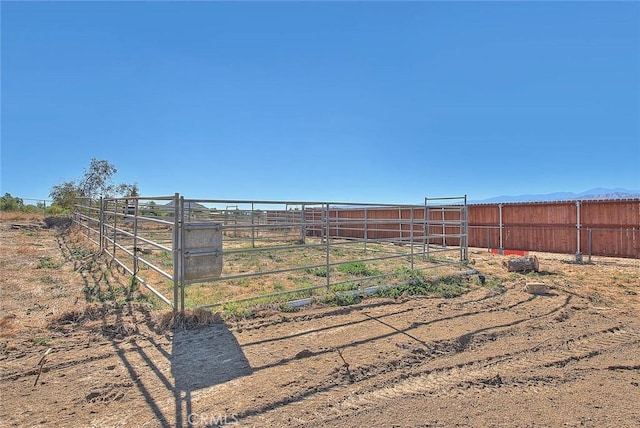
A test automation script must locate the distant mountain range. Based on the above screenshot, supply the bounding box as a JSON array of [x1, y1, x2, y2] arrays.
[[471, 188, 640, 204]]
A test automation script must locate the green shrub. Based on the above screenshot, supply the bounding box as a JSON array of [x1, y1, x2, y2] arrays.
[[37, 256, 59, 269], [325, 293, 362, 306], [0, 193, 24, 211], [45, 204, 69, 215], [221, 302, 253, 320], [305, 266, 329, 277], [278, 302, 298, 313], [337, 262, 381, 276], [375, 270, 472, 300], [329, 283, 360, 292], [373, 286, 404, 299]]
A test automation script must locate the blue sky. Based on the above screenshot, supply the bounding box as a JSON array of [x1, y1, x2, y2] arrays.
[[2, 1, 639, 204]]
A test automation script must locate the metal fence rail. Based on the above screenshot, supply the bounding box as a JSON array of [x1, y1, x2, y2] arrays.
[[74, 195, 179, 309], [176, 196, 468, 311], [468, 199, 639, 259], [304, 200, 640, 259], [468, 224, 639, 261], [73, 194, 469, 312]]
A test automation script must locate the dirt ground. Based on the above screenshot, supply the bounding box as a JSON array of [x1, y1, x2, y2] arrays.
[[1, 215, 639, 428]]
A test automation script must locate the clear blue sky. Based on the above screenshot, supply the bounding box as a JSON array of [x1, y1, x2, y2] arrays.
[[2, 1, 639, 204]]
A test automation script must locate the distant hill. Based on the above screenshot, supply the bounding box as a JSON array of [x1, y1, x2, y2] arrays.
[[471, 188, 640, 204], [163, 200, 209, 211]]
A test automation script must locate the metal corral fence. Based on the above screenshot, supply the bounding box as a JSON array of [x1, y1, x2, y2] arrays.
[[73, 195, 179, 308], [313, 199, 640, 260], [73, 194, 469, 312], [20, 198, 52, 210]]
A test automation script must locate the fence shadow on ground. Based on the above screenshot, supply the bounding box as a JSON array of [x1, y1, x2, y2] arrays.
[[171, 325, 253, 426], [57, 228, 254, 427], [172, 326, 252, 390], [87, 309, 252, 428]]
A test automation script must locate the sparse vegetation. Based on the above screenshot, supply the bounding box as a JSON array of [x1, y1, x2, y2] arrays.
[[26, 303, 49, 315], [337, 262, 381, 276], [222, 302, 253, 320], [4, 185, 640, 428], [31, 336, 53, 346], [277, 302, 298, 313], [37, 256, 59, 269], [0, 193, 25, 211], [306, 266, 329, 277], [329, 283, 360, 292], [40, 274, 62, 285], [0, 193, 64, 216], [372, 269, 471, 299], [434, 275, 470, 298], [324, 292, 362, 306], [69, 246, 92, 259], [478, 275, 506, 293]]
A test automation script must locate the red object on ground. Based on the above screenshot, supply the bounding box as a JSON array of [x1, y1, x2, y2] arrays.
[[490, 248, 529, 256]]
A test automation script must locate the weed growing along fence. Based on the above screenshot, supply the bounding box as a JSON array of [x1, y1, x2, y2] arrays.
[[73, 195, 178, 308]]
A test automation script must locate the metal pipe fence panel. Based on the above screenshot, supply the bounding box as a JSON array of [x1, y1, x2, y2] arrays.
[[72, 194, 639, 314], [177, 197, 468, 310], [73, 194, 470, 311], [73, 195, 179, 310]]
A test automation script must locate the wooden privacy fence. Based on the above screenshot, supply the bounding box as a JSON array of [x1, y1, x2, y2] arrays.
[[469, 199, 639, 259], [310, 199, 639, 259], [305, 205, 468, 245]]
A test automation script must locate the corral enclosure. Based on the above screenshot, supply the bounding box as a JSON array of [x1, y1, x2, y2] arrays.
[[72, 195, 639, 312], [73, 195, 469, 312], [3, 208, 640, 428]]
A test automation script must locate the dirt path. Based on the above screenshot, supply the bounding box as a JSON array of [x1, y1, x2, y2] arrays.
[[1, 217, 639, 427]]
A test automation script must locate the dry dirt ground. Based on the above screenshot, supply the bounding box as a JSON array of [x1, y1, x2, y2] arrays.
[[1, 215, 639, 428]]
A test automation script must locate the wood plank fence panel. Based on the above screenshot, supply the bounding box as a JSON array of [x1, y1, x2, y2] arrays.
[[305, 199, 639, 258]]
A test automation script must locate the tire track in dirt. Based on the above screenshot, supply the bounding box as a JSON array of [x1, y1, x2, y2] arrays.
[[241, 291, 539, 374], [232, 291, 637, 427], [318, 325, 640, 423], [231, 293, 577, 424], [232, 285, 511, 335], [1, 335, 168, 382], [1, 350, 116, 381], [240, 289, 529, 352], [327, 295, 576, 389]]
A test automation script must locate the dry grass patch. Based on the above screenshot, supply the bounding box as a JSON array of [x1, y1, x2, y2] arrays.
[[0, 314, 18, 338], [49, 302, 154, 339], [17, 243, 41, 256], [154, 307, 223, 330], [0, 211, 44, 222], [49, 302, 222, 338], [467, 248, 640, 309]]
